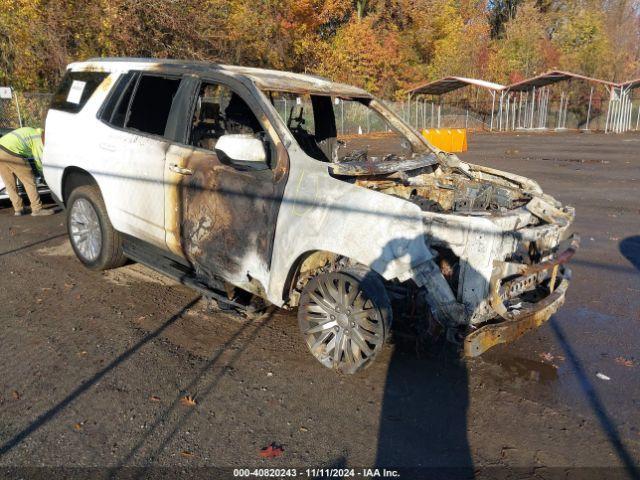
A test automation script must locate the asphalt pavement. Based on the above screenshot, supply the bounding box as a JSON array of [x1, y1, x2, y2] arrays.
[[0, 132, 638, 479]]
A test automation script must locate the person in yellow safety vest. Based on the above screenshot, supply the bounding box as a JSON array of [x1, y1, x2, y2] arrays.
[[0, 127, 54, 216]]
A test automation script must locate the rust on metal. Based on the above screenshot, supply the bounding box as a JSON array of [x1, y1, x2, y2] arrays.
[[464, 276, 570, 357]]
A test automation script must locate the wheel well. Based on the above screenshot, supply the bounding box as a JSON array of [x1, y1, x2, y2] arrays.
[[284, 250, 343, 307], [62, 167, 98, 206]]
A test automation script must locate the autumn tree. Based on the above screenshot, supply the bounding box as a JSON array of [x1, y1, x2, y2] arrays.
[[553, 7, 612, 78], [486, 1, 554, 82]]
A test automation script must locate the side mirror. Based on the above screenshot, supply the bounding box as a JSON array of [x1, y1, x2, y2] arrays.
[[215, 134, 268, 170]]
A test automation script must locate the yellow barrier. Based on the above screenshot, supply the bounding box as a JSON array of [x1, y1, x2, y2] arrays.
[[421, 128, 468, 153]]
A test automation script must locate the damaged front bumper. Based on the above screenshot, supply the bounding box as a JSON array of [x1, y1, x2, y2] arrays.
[[464, 234, 579, 357]]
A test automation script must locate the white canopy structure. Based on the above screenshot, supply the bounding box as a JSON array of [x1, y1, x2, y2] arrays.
[[500, 71, 618, 132], [406, 77, 506, 130]]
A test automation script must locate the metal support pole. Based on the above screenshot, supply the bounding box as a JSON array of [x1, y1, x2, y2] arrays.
[[616, 88, 621, 133], [530, 87, 536, 129], [490, 91, 495, 131], [543, 88, 550, 129], [505, 94, 510, 131], [626, 91, 632, 131], [636, 103, 640, 131], [585, 86, 594, 130], [557, 92, 564, 129], [517, 92, 523, 128], [605, 86, 612, 133], [498, 92, 504, 131], [13, 89, 22, 128], [437, 102, 441, 128]]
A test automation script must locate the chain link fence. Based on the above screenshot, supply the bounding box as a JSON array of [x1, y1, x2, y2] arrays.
[[271, 97, 491, 136], [4, 90, 635, 135], [0, 91, 52, 133], [0, 90, 492, 136]]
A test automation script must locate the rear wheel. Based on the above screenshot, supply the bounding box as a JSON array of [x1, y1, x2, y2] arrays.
[[66, 185, 126, 270], [298, 269, 391, 374]]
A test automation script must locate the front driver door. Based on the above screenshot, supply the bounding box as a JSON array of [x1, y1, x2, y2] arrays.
[[164, 78, 288, 297]]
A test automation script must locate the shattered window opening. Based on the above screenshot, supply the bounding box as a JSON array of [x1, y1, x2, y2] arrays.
[[264, 91, 424, 167], [126, 75, 181, 136], [100, 72, 138, 128], [189, 82, 265, 152]]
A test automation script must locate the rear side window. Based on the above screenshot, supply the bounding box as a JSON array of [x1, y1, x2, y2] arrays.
[[100, 72, 138, 128], [126, 75, 181, 136], [51, 71, 109, 113]]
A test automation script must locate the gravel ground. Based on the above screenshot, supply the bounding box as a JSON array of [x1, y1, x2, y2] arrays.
[[0, 132, 639, 479]]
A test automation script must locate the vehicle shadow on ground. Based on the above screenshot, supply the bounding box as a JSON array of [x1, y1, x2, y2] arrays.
[[376, 341, 472, 479], [368, 237, 474, 478], [0, 297, 201, 457], [619, 236, 640, 271]]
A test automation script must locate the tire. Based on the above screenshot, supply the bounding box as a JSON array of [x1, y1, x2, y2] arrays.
[[66, 185, 126, 270], [297, 268, 392, 374]]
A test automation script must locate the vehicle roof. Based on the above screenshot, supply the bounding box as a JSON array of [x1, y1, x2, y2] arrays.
[[70, 57, 372, 98]]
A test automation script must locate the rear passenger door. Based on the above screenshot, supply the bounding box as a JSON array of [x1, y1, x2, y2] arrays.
[[98, 72, 187, 249]]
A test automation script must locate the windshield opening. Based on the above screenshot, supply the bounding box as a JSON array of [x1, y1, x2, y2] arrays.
[[264, 91, 425, 165]]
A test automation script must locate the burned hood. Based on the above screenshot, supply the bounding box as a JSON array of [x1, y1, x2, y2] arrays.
[[328, 153, 439, 176]]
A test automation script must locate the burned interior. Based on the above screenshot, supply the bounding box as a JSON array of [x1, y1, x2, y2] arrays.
[[264, 91, 533, 216]]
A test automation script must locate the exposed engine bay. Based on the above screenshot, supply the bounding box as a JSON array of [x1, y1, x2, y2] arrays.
[[334, 164, 532, 214]]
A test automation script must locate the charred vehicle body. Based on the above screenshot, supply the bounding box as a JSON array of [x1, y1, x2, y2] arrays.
[[44, 58, 578, 373]]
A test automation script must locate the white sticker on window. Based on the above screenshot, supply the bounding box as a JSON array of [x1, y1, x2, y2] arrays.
[[0, 87, 12, 99], [66, 80, 86, 104]]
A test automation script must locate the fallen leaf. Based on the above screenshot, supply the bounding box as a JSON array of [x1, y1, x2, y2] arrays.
[[180, 395, 197, 407], [260, 442, 284, 458], [73, 422, 83, 431], [11, 390, 20, 400], [615, 357, 634, 367], [539, 352, 554, 362], [77, 351, 88, 357], [180, 451, 194, 458], [64, 283, 74, 289], [149, 395, 161, 402]]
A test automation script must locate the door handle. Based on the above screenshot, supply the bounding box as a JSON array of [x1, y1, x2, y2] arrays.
[[169, 164, 193, 175]]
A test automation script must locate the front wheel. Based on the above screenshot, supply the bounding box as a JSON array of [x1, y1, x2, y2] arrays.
[[297, 269, 391, 374], [67, 185, 126, 270]]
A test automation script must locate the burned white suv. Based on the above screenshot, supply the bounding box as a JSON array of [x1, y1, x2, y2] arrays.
[[43, 58, 577, 373]]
